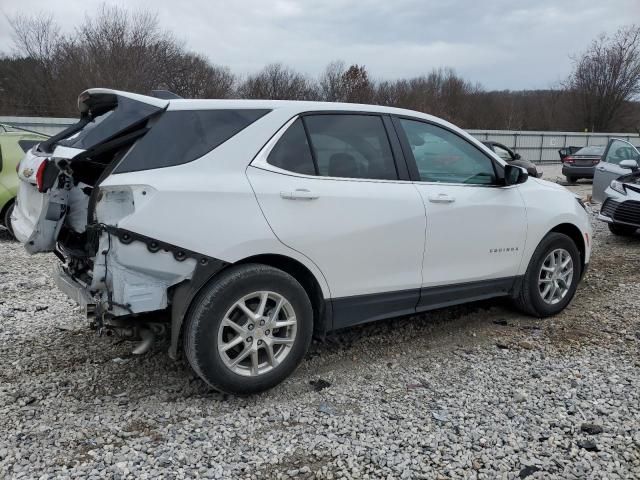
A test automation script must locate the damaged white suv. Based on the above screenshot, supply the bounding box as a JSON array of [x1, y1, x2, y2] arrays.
[[13, 89, 592, 394]]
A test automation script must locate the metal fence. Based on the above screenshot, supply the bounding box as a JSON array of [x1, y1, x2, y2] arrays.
[[2, 116, 639, 164], [467, 129, 640, 164]]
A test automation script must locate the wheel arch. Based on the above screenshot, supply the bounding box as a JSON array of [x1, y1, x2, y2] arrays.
[[169, 253, 330, 360], [236, 253, 329, 335], [549, 222, 586, 274]]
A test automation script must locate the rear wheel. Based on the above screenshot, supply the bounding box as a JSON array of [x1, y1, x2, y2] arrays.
[[2, 201, 15, 238], [565, 176, 577, 183], [608, 223, 637, 236], [184, 263, 313, 395], [512, 232, 581, 317]]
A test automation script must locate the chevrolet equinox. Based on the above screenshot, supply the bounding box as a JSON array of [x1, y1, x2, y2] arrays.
[[12, 89, 592, 394]]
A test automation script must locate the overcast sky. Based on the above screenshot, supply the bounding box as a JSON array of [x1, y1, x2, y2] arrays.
[[1, 0, 638, 90]]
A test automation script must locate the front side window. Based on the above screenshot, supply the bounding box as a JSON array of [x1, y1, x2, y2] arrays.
[[304, 114, 398, 180], [399, 119, 496, 185], [267, 119, 316, 175], [604, 140, 639, 165]]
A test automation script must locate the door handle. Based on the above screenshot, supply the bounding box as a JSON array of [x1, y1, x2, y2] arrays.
[[596, 166, 606, 171], [280, 189, 319, 200], [428, 193, 455, 203]]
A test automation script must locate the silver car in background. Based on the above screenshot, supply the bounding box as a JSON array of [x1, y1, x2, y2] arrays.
[[594, 139, 640, 236]]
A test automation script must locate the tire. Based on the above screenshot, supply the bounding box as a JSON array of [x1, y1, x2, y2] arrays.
[[512, 232, 582, 317], [565, 176, 577, 184], [184, 263, 313, 395], [608, 223, 637, 236], [2, 201, 15, 238]]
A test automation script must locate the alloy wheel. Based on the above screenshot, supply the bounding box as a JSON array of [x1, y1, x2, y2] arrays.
[[217, 291, 297, 376], [538, 248, 574, 305]]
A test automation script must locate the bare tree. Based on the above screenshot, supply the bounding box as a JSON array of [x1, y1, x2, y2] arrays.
[[2, 5, 639, 133], [319, 60, 346, 101], [340, 64, 374, 104], [567, 25, 640, 131], [164, 53, 235, 98], [238, 63, 318, 100]]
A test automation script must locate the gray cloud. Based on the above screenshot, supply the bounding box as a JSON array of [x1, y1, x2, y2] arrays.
[[1, 0, 638, 89]]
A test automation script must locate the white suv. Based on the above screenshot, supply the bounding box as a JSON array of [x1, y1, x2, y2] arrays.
[[12, 89, 592, 394]]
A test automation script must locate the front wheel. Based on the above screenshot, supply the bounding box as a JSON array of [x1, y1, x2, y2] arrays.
[[184, 264, 313, 395], [512, 232, 581, 317], [608, 223, 637, 236]]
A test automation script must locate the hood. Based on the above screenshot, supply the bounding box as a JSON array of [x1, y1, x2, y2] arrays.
[[531, 177, 569, 192]]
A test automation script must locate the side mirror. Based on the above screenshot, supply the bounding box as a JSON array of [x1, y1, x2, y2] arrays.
[[513, 153, 522, 160], [620, 159, 639, 171], [504, 164, 528, 186]]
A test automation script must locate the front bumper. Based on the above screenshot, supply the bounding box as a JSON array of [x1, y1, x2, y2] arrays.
[[599, 197, 640, 228], [562, 165, 595, 178]]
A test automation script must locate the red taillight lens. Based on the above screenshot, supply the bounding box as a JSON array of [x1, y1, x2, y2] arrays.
[[36, 159, 48, 192], [563, 156, 574, 164], [592, 159, 600, 165]]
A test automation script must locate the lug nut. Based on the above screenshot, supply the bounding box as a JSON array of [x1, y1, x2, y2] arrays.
[[246, 336, 253, 342], [259, 319, 265, 326], [247, 324, 254, 330], [265, 330, 270, 335], [257, 340, 263, 345]]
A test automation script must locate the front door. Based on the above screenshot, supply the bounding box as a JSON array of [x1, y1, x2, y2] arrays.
[[393, 117, 527, 308], [593, 139, 640, 202], [247, 114, 427, 327]]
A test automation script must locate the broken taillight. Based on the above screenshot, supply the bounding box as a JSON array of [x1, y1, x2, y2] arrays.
[[35, 159, 48, 192]]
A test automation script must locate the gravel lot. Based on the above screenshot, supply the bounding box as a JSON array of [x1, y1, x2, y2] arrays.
[[1, 171, 639, 479]]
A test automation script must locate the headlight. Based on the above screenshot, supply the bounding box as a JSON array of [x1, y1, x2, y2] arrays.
[[610, 180, 626, 195]]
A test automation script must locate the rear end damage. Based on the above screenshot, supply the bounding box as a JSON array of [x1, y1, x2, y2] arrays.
[[11, 90, 209, 353]]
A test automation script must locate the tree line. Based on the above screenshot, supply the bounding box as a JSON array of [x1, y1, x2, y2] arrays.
[[1, 5, 639, 133]]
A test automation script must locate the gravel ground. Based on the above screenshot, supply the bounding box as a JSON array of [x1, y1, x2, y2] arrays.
[[1, 175, 639, 479]]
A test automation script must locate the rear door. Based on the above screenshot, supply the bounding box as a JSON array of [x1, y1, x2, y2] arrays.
[[593, 139, 640, 202], [248, 113, 426, 327]]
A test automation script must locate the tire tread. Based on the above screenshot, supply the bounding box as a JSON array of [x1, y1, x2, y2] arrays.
[[183, 263, 313, 394]]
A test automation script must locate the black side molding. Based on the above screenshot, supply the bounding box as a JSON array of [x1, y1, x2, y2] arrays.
[[330, 276, 520, 330], [416, 277, 518, 312], [332, 288, 420, 330]]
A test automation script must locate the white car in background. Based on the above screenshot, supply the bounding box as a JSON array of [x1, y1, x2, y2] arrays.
[[12, 89, 592, 394]]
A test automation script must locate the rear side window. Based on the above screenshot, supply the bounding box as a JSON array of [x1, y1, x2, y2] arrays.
[[115, 109, 269, 173], [304, 115, 398, 180], [267, 119, 316, 175]]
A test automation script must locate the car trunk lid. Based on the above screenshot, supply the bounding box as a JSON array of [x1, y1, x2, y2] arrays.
[[12, 89, 167, 253]]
